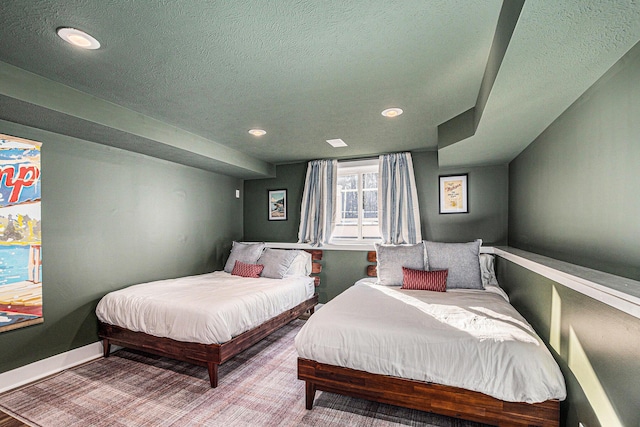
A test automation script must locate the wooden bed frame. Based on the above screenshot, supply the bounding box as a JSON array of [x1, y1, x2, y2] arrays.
[[99, 249, 322, 388], [297, 250, 560, 427]]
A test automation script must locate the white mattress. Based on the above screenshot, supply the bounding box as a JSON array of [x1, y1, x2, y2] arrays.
[[96, 271, 314, 344], [295, 278, 566, 403]]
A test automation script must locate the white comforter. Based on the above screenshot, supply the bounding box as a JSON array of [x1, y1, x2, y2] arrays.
[[295, 278, 566, 403], [96, 271, 314, 344]]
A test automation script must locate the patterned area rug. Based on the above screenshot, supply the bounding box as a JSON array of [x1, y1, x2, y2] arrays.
[[0, 320, 490, 427]]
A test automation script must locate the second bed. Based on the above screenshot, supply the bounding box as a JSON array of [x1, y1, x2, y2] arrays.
[[97, 243, 319, 387], [296, 241, 566, 427]]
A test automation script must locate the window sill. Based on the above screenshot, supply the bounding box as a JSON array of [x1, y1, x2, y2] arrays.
[[264, 242, 496, 253]]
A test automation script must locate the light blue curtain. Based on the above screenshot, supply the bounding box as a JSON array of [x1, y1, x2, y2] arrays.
[[378, 152, 422, 244], [297, 159, 338, 246]]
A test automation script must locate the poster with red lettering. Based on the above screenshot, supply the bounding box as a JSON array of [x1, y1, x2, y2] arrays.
[[0, 133, 42, 333]]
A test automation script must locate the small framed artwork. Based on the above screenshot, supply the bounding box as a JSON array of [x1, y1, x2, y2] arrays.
[[439, 174, 468, 214], [268, 189, 287, 221]]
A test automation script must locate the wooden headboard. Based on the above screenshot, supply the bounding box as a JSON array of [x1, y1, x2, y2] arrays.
[[366, 251, 377, 277], [304, 249, 323, 286]]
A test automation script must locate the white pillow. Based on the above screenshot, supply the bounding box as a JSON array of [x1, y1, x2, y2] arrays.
[[479, 253, 509, 301], [479, 253, 499, 287], [284, 250, 312, 277], [223, 242, 265, 273]]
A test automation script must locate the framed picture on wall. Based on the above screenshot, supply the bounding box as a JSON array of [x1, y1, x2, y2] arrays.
[[268, 189, 287, 221], [439, 174, 468, 214], [0, 133, 43, 333]]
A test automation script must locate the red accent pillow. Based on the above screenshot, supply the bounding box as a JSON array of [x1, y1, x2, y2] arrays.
[[401, 267, 448, 291], [231, 260, 264, 278]]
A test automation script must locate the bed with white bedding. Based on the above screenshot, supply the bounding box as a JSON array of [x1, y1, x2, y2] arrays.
[[97, 243, 319, 387], [97, 271, 314, 344], [296, 241, 566, 427]]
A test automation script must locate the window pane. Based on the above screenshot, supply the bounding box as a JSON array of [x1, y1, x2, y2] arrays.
[[342, 190, 358, 219], [338, 174, 357, 190], [363, 189, 378, 219], [331, 164, 380, 241], [337, 174, 359, 224], [363, 172, 378, 189]]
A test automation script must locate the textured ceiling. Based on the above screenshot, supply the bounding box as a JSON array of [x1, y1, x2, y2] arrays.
[[439, 0, 640, 167], [1, 1, 640, 177]]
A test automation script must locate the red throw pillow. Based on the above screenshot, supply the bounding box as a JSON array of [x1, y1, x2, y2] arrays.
[[401, 267, 448, 291], [231, 260, 264, 278]]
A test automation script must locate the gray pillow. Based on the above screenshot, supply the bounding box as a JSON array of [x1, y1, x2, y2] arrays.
[[257, 249, 298, 279], [224, 242, 265, 273], [424, 240, 483, 289], [375, 242, 425, 286]]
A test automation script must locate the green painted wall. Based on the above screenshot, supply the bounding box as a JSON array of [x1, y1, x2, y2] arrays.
[[243, 151, 508, 302], [497, 260, 640, 427], [243, 162, 306, 243], [0, 121, 243, 374], [412, 151, 508, 245], [506, 42, 640, 426], [509, 41, 640, 282], [314, 250, 371, 303]]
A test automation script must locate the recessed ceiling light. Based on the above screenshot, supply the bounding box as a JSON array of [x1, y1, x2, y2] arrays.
[[57, 27, 101, 49], [248, 129, 266, 137], [381, 108, 403, 118], [326, 138, 348, 148]]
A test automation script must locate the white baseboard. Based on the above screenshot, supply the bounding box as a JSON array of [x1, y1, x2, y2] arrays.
[[0, 308, 320, 395], [0, 341, 106, 394]]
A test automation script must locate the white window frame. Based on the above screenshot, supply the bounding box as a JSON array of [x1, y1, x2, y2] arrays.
[[331, 158, 381, 244]]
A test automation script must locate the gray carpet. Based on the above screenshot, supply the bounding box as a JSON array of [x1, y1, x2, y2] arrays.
[[0, 320, 490, 426]]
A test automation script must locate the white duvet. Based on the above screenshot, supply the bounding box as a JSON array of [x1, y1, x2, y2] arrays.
[[96, 271, 314, 344], [295, 278, 566, 403]]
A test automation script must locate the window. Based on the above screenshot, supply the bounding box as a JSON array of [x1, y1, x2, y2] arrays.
[[331, 159, 381, 242]]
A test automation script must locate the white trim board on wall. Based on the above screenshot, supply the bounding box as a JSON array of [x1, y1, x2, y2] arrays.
[[264, 241, 496, 253], [494, 247, 640, 320]]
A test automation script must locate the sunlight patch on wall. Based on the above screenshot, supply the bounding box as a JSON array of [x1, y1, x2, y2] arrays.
[[568, 326, 622, 427], [550, 286, 562, 352]]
